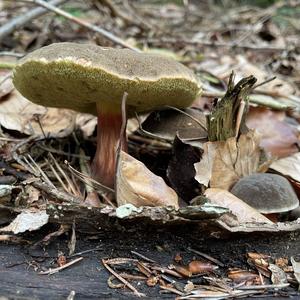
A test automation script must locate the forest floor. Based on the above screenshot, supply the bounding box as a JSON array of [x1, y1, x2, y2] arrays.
[[0, 0, 300, 299]]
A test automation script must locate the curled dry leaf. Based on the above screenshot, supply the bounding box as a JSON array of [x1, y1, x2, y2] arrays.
[[228, 268, 259, 284], [246, 107, 298, 158], [188, 260, 217, 274], [194, 131, 262, 190], [0, 210, 49, 234], [0, 82, 76, 137], [116, 151, 179, 208], [205, 188, 273, 224]]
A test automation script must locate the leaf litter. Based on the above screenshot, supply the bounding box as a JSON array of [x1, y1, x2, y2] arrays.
[[0, 0, 300, 298]]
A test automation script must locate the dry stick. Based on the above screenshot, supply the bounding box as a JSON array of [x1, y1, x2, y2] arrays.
[[39, 257, 83, 275], [102, 259, 145, 297], [0, 160, 82, 204], [22, 0, 141, 52], [0, 52, 24, 58], [148, 37, 286, 52], [187, 248, 225, 267], [0, 0, 67, 41]]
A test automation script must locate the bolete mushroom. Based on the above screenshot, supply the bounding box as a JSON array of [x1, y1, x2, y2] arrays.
[[231, 173, 299, 219], [13, 43, 201, 188]]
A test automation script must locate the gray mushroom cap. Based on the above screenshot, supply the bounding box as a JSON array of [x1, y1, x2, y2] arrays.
[[13, 43, 201, 114], [231, 173, 299, 214]]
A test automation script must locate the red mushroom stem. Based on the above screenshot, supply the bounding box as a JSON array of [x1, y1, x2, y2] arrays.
[[91, 102, 126, 189]]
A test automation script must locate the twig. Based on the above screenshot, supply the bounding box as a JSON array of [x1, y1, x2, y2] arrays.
[[0, 52, 24, 58], [64, 160, 115, 194], [68, 246, 102, 258], [99, 0, 150, 30], [131, 250, 157, 263], [102, 259, 145, 297], [147, 37, 286, 52], [252, 76, 276, 90], [164, 105, 207, 130], [22, 0, 141, 52], [0, 160, 83, 204], [0, 0, 67, 41], [187, 248, 225, 267], [160, 285, 184, 296], [39, 257, 83, 275], [238, 283, 290, 290]]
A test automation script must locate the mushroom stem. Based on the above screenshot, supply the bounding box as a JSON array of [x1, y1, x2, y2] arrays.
[[91, 102, 126, 188]]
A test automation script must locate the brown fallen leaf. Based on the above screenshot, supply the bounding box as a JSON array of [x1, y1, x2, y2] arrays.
[[171, 265, 192, 277], [188, 260, 218, 274], [246, 107, 298, 158], [0, 87, 76, 137], [205, 188, 273, 224], [270, 153, 300, 183], [116, 151, 179, 208], [228, 268, 259, 284], [194, 131, 262, 190]]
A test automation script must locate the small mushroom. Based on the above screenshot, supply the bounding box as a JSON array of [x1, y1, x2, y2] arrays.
[[13, 43, 201, 188], [231, 173, 299, 219]]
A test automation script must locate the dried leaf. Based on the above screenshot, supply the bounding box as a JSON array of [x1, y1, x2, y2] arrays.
[[0, 210, 49, 234], [247, 107, 298, 158], [270, 153, 300, 183], [172, 265, 192, 277], [188, 260, 218, 274], [167, 136, 202, 202], [116, 151, 179, 208], [205, 188, 273, 224], [194, 131, 261, 190], [268, 263, 287, 285], [25, 185, 40, 204], [0, 84, 76, 137], [228, 268, 259, 283]]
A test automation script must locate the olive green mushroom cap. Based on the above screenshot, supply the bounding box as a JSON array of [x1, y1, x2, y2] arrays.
[[231, 173, 299, 214], [13, 43, 201, 114]]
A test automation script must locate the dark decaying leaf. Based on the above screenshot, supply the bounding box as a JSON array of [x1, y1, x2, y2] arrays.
[[167, 136, 202, 202]]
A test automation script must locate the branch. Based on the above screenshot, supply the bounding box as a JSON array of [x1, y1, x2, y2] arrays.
[[0, 0, 67, 41], [22, 0, 141, 52]]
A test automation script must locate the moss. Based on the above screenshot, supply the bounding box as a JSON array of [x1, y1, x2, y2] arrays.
[[13, 43, 201, 114]]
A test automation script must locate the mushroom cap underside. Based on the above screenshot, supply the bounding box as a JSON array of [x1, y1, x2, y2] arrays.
[[231, 173, 299, 214], [13, 43, 201, 114]]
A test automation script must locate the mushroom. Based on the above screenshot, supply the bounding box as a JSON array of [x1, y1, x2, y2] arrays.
[[230, 173, 299, 220], [13, 43, 201, 188]]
